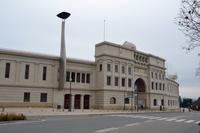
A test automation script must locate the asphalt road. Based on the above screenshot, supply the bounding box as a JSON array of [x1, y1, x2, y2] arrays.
[[0, 112, 200, 133]]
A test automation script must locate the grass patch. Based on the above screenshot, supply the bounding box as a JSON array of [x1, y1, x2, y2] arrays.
[[0, 113, 26, 121]]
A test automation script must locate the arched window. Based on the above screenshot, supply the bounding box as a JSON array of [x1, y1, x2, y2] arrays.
[[110, 97, 116, 104], [153, 99, 157, 106]]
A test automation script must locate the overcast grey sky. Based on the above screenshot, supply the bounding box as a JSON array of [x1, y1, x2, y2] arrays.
[[1, 0, 199, 98]]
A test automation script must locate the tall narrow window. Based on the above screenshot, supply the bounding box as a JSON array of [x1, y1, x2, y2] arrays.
[[122, 66, 125, 74], [151, 82, 154, 90], [42, 66, 47, 80], [107, 76, 111, 86], [107, 64, 111, 72], [86, 73, 90, 83], [155, 83, 158, 90], [24, 92, 30, 102], [122, 78, 125, 87], [99, 64, 102, 71], [82, 73, 85, 83], [66, 71, 70, 82], [163, 84, 165, 90], [128, 78, 132, 87], [114, 77, 118, 86], [24, 64, 30, 79], [153, 99, 157, 106], [115, 65, 118, 73], [76, 73, 80, 83], [5, 63, 10, 78], [71, 72, 75, 82], [40, 93, 47, 102], [159, 83, 162, 90]]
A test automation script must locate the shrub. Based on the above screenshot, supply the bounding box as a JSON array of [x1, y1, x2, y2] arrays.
[[0, 113, 26, 121]]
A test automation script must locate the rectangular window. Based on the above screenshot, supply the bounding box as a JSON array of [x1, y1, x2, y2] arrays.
[[5, 63, 10, 78], [122, 66, 125, 74], [107, 64, 111, 72], [71, 72, 75, 82], [114, 77, 118, 86], [107, 76, 111, 86], [122, 78, 125, 87], [40, 93, 47, 102], [155, 73, 157, 79], [163, 84, 165, 90], [86, 73, 90, 83], [66, 71, 70, 82], [115, 65, 118, 73], [42, 66, 47, 80], [155, 83, 158, 90], [23, 92, 30, 102], [76, 73, 80, 83], [82, 73, 85, 83], [128, 67, 132, 75], [99, 64, 102, 71], [128, 78, 132, 87], [159, 83, 162, 90], [151, 82, 154, 90], [24, 64, 30, 79]]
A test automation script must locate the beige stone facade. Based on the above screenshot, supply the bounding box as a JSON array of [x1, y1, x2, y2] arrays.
[[0, 41, 179, 111]]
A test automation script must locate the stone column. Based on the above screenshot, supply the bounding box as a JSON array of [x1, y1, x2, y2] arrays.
[[81, 95, 84, 110], [71, 95, 75, 111]]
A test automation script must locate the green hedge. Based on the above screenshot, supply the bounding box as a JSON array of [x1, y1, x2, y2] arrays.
[[0, 113, 26, 121]]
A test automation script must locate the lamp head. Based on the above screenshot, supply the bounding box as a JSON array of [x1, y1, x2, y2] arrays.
[[57, 12, 71, 19]]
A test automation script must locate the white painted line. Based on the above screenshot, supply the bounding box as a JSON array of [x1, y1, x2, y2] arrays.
[[185, 120, 195, 123], [95, 127, 119, 133], [166, 118, 176, 121], [175, 119, 186, 122], [148, 116, 159, 120], [144, 120, 153, 123], [125, 123, 140, 127], [157, 118, 168, 120], [195, 121, 200, 124], [0, 120, 45, 126]]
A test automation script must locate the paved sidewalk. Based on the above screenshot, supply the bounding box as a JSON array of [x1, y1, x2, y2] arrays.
[[0, 107, 181, 116]]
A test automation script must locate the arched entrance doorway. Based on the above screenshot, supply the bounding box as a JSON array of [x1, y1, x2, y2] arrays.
[[64, 94, 70, 109], [84, 95, 90, 109], [134, 78, 146, 109]]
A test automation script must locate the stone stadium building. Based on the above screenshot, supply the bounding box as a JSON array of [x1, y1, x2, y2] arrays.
[[0, 41, 179, 111]]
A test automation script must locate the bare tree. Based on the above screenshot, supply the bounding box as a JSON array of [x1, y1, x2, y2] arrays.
[[176, 0, 200, 76]]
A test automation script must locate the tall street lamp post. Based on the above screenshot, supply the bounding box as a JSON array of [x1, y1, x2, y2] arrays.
[[57, 12, 70, 110]]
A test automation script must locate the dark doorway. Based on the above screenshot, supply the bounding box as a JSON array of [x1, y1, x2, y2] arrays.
[[84, 95, 90, 109], [64, 94, 70, 109], [74, 94, 81, 109], [134, 78, 146, 92]]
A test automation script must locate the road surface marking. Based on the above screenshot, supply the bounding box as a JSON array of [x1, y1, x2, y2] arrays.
[[0, 120, 45, 126], [185, 120, 195, 123], [95, 127, 119, 133], [195, 121, 200, 124], [175, 119, 186, 122], [125, 123, 140, 127], [157, 117, 168, 120], [166, 118, 176, 121]]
